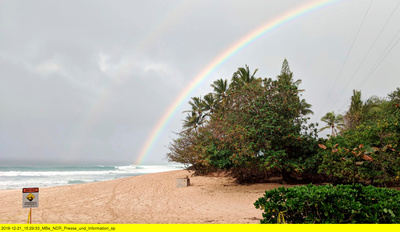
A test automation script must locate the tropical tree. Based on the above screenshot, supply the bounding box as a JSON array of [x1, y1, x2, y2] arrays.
[[187, 96, 204, 115], [277, 59, 312, 116], [206, 75, 318, 182], [230, 64, 258, 88], [170, 59, 319, 183], [202, 93, 216, 115], [211, 79, 228, 100], [277, 58, 302, 87], [320, 111, 345, 137], [388, 87, 400, 104], [210, 78, 228, 107], [300, 99, 314, 116], [182, 96, 206, 131], [317, 88, 400, 186], [344, 90, 363, 129], [344, 90, 386, 129], [362, 95, 384, 121], [182, 112, 202, 131]]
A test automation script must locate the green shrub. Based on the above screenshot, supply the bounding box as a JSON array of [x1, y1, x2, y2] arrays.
[[167, 61, 320, 183], [317, 97, 400, 186], [318, 143, 400, 186], [254, 184, 400, 223]]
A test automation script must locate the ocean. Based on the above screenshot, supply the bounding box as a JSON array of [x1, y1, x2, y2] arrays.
[[0, 164, 184, 190]]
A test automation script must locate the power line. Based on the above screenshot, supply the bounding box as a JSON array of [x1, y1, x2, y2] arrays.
[[316, 0, 373, 120], [359, 32, 400, 87], [338, 30, 400, 112], [333, 0, 400, 110]]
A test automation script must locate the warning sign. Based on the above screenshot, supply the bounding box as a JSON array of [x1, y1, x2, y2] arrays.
[[26, 193, 35, 201], [23, 188, 39, 208]]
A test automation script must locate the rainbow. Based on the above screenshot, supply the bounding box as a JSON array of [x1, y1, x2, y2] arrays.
[[135, 0, 342, 164]]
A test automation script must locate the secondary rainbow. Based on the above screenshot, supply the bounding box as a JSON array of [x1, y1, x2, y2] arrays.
[[135, 0, 342, 164]]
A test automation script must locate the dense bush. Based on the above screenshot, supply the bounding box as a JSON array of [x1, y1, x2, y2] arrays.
[[254, 184, 400, 223], [318, 142, 400, 186], [203, 77, 319, 182], [317, 90, 400, 186], [167, 60, 319, 182], [168, 59, 400, 187]]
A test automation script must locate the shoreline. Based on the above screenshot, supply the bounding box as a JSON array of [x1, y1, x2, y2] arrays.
[[0, 170, 294, 224], [0, 164, 184, 191]]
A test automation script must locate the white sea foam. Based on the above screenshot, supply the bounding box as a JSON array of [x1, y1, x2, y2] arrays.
[[0, 164, 184, 190]]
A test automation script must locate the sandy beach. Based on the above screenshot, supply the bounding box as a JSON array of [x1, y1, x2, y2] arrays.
[[0, 170, 294, 224]]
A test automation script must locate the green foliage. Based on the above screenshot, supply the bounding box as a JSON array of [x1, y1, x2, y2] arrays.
[[318, 143, 400, 185], [388, 87, 400, 104], [167, 60, 318, 182], [168, 57, 400, 186], [206, 77, 318, 181], [319, 111, 345, 137], [254, 184, 400, 223], [166, 129, 216, 174], [318, 89, 400, 186], [170, 61, 400, 224]]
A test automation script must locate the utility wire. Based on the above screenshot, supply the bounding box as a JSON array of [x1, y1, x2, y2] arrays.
[[316, 0, 373, 120], [338, 30, 400, 112], [359, 31, 400, 87], [333, 0, 400, 110]]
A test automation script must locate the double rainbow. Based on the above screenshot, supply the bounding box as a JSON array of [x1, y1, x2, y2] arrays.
[[135, 0, 342, 164]]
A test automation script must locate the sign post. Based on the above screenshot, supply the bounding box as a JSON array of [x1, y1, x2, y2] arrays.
[[22, 188, 39, 224]]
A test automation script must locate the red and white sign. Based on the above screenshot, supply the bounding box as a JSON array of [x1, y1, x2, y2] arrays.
[[22, 188, 39, 208]]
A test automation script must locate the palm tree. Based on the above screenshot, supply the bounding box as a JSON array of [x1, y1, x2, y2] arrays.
[[320, 111, 345, 137], [182, 93, 217, 130], [299, 99, 314, 116], [344, 90, 363, 129], [183, 97, 206, 131], [182, 112, 204, 131], [350, 90, 363, 114], [186, 96, 204, 115], [230, 65, 258, 88], [211, 78, 228, 106], [202, 93, 216, 114]]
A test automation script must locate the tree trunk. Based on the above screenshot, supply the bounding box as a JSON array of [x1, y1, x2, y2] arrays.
[[281, 170, 296, 183]]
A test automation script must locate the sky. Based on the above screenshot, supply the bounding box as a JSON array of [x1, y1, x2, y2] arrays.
[[1, 0, 399, 165]]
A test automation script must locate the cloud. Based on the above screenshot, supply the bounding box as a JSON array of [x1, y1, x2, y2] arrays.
[[1, 0, 399, 165]]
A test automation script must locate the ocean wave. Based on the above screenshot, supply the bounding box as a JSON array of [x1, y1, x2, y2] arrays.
[[0, 164, 184, 190], [67, 180, 87, 185], [0, 165, 118, 172]]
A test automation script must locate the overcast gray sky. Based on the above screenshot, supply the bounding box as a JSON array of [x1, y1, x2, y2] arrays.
[[1, 0, 399, 165]]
